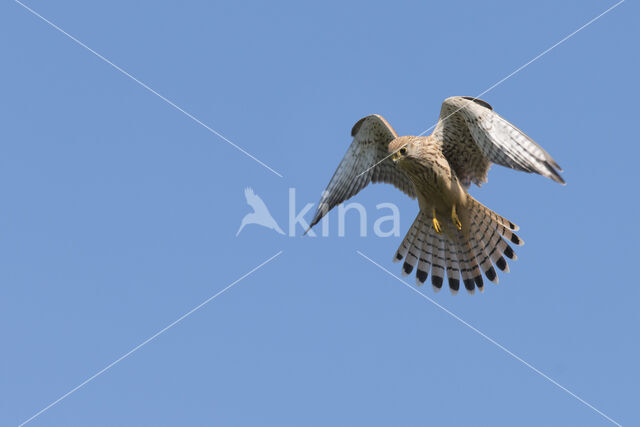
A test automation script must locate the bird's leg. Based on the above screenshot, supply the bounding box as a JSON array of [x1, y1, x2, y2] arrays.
[[451, 204, 462, 231], [432, 207, 442, 234]]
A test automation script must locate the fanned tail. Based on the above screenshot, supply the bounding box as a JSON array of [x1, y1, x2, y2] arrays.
[[393, 196, 523, 294]]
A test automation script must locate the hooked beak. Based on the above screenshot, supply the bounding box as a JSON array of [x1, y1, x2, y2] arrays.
[[391, 151, 401, 164]]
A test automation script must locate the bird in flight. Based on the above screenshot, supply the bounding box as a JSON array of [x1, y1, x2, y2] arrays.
[[308, 96, 564, 294], [236, 187, 285, 236]]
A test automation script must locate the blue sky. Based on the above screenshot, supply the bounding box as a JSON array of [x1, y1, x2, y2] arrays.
[[1, 0, 638, 426]]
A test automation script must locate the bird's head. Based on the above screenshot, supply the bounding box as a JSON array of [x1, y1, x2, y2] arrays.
[[389, 136, 417, 164]]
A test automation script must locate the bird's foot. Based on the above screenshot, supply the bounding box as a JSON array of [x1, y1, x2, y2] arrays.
[[432, 208, 442, 233], [452, 204, 462, 231]]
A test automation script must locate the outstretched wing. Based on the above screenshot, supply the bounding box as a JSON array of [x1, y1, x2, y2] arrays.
[[308, 114, 416, 229], [244, 187, 269, 214], [432, 96, 564, 188]]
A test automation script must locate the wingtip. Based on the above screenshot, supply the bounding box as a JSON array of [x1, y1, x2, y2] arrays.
[[549, 158, 563, 173], [544, 160, 566, 185], [305, 215, 320, 235], [553, 174, 567, 185]]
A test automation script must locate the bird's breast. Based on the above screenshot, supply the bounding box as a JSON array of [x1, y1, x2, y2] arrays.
[[404, 160, 466, 210]]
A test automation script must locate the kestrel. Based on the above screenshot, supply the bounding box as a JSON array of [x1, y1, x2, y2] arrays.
[[308, 96, 564, 294]]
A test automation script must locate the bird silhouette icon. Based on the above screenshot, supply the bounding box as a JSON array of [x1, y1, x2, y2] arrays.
[[236, 187, 285, 236]]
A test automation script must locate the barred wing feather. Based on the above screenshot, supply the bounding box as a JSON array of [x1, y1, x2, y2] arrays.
[[308, 114, 416, 229], [434, 96, 565, 187]]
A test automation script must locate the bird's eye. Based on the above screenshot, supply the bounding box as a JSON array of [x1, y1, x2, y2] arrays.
[[399, 147, 407, 155]]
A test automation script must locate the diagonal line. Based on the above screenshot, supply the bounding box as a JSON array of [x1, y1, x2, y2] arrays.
[[18, 251, 283, 427], [417, 0, 624, 138], [356, 0, 625, 178], [356, 250, 622, 427], [13, 0, 283, 178]]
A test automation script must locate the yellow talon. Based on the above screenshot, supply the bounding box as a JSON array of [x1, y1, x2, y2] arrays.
[[432, 208, 442, 233], [452, 204, 462, 231]]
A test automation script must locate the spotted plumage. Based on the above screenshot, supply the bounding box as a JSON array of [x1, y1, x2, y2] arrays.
[[309, 96, 565, 294]]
